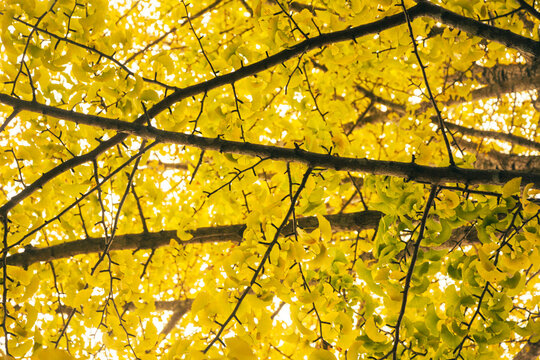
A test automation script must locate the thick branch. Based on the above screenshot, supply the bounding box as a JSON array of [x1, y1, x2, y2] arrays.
[[0, 7, 417, 219], [145, 160, 189, 171], [447, 62, 540, 85], [1, 1, 535, 218], [516, 0, 540, 21], [1, 94, 539, 187], [159, 299, 194, 337], [56, 299, 193, 314], [8, 1, 529, 127], [459, 139, 540, 170], [351, 86, 540, 152], [7, 211, 485, 268], [5, 211, 383, 267], [514, 339, 540, 360], [0, 132, 129, 217], [446, 122, 540, 152], [444, 76, 540, 107], [418, 0, 540, 61]]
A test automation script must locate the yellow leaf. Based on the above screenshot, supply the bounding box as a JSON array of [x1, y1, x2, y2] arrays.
[[31, 348, 75, 360], [298, 289, 319, 303], [309, 244, 331, 269], [225, 337, 256, 360], [477, 248, 495, 272], [502, 177, 521, 198], [7, 266, 32, 286], [524, 201, 540, 215], [191, 291, 210, 314], [475, 262, 506, 283], [292, 308, 316, 337], [176, 230, 193, 242], [9, 339, 32, 358], [348, 341, 363, 360], [317, 214, 332, 242], [441, 190, 460, 209], [351, 0, 363, 13], [364, 317, 388, 343], [188, 350, 207, 360], [524, 230, 540, 245], [522, 182, 534, 200], [308, 349, 336, 360]]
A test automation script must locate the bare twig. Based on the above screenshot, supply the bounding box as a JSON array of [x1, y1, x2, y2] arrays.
[[389, 185, 438, 360], [203, 167, 313, 352], [401, 0, 455, 166], [93, 140, 147, 274]]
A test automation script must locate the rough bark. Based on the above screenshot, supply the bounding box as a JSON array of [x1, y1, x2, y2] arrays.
[[459, 139, 540, 171], [514, 339, 540, 360], [446, 122, 540, 152], [446, 62, 540, 85], [5, 212, 383, 267], [418, 1, 540, 61]]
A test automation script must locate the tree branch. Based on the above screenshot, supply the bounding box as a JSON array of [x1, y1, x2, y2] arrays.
[[123, 0, 224, 64], [446, 62, 540, 85], [516, 0, 540, 21], [445, 122, 540, 152], [56, 299, 193, 314], [514, 338, 540, 360], [5, 211, 383, 267], [8, 211, 486, 269], [417, 0, 540, 61], [1, 0, 536, 216], [0, 132, 130, 217], [351, 85, 540, 152], [391, 185, 438, 360], [1, 93, 539, 187], [402, 0, 455, 166], [458, 138, 540, 171]]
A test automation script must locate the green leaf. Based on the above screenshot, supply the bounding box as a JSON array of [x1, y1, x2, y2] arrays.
[[141, 89, 159, 102]]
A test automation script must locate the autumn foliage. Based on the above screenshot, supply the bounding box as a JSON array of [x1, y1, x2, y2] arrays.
[[0, 0, 539, 359]]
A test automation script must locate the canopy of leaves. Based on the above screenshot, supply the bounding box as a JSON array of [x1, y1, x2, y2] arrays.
[[0, 0, 539, 359]]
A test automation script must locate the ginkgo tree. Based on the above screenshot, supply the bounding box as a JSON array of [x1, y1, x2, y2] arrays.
[[0, 0, 539, 359]]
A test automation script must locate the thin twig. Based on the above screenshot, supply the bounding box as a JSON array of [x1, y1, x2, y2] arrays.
[[1, 216, 11, 356], [123, 0, 224, 64], [401, 0, 455, 166], [274, 0, 309, 40], [348, 172, 368, 210], [9, 142, 158, 251], [12, 17, 176, 90], [92, 141, 148, 274], [390, 185, 438, 360], [11, 0, 58, 95], [203, 167, 313, 352], [183, 0, 218, 76], [0, 108, 19, 133]]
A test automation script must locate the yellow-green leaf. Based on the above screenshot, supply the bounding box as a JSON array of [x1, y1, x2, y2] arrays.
[[502, 177, 521, 198]]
